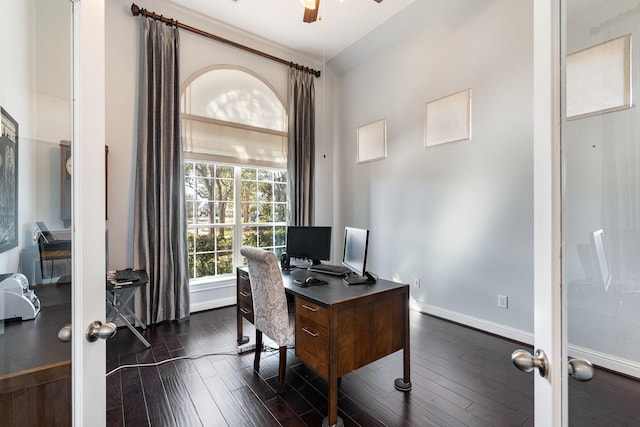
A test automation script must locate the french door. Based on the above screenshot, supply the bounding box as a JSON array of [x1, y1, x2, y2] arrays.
[[531, 0, 639, 424], [72, 0, 108, 425]]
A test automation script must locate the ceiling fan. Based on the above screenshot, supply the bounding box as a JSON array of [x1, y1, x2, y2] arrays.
[[301, 0, 383, 23]]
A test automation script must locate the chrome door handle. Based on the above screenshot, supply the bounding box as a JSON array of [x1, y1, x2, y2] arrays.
[[58, 323, 72, 342], [512, 349, 549, 378], [568, 358, 594, 382], [86, 321, 117, 342]]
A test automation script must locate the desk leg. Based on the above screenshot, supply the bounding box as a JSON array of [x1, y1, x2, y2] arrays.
[[322, 307, 344, 427], [236, 306, 249, 345], [394, 292, 412, 392]]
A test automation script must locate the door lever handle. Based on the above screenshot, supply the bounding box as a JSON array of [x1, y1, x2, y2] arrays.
[[86, 321, 117, 342], [58, 323, 72, 342], [511, 349, 549, 378], [568, 358, 594, 382]]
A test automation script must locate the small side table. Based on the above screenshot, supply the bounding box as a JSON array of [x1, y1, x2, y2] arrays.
[[106, 270, 151, 348]]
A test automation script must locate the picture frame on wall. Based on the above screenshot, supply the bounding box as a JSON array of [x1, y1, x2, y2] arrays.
[[0, 107, 18, 253], [424, 88, 472, 148], [357, 119, 387, 164], [567, 34, 631, 119]]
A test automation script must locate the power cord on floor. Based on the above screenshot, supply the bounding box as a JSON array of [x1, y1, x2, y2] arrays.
[[106, 344, 296, 377], [106, 351, 236, 377]]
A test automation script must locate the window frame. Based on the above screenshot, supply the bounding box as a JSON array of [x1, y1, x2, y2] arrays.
[[181, 66, 288, 284]]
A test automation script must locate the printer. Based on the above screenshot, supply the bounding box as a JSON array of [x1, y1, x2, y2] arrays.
[[0, 273, 41, 320]]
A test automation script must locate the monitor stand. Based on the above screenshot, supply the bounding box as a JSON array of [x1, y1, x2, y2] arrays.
[[342, 271, 376, 285]]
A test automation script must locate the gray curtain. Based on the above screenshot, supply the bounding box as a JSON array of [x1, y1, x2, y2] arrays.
[[134, 17, 190, 324], [287, 68, 315, 226]]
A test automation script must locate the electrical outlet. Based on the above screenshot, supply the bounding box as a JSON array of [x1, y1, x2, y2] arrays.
[[498, 295, 508, 309], [413, 278, 421, 288]]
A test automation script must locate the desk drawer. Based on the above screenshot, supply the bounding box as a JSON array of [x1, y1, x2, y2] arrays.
[[295, 297, 329, 376], [237, 271, 253, 322], [296, 316, 329, 376], [295, 298, 328, 326]]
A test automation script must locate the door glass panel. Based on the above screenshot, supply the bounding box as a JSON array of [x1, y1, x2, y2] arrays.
[[565, 0, 640, 420], [0, 0, 72, 425]]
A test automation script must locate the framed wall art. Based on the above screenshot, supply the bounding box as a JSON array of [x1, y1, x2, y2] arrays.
[[0, 107, 18, 253], [424, 88, 472, 148], [567, 34, 631, 119], [357, 119, 387, 164]]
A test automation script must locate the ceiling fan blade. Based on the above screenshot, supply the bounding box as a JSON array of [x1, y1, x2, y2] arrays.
[[303, 0, 320, 23]]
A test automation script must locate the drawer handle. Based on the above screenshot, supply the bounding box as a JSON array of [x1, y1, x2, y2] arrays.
[[239, 291, 250, 297], [240, 308, 251, 315], [301, 304, 318, 312], [302, 327, 319, 337]]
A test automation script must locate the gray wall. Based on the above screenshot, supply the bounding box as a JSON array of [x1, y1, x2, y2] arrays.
[[330, 0, 535, 337]]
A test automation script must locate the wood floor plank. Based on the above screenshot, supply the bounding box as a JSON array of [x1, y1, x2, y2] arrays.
[[107, 306, 640, 427], [181, 371, 228, 427]]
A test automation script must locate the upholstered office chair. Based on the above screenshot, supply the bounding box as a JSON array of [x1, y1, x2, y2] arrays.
[[240, 246, 294, 394]]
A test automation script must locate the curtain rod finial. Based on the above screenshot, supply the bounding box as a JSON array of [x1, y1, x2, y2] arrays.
[[131, 3, 141, 16]]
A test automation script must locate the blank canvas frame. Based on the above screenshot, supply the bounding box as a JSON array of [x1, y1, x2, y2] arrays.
[[567, 34, 631, 120], [424, 88, 471, 148], [357, 119, 387, 164]]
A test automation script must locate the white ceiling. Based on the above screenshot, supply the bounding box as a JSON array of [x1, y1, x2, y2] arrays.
[[167, 0, 416, 63]]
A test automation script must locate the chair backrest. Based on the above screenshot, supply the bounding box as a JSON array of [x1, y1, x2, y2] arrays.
[[240, 246, 290, 346]]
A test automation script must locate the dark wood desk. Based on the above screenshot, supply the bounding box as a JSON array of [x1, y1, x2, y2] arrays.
[[237, 267, 411, 427], [0, 283, 71, 426]]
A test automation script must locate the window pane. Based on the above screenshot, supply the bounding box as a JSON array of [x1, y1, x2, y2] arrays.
[[186, 201, 196, 224], [195, 252, 216, 278], [214, 202, 234, 224], [274, 183, 286, 202], [217, 227, 234, 250], [217, 252, 233, 275], [258, 226, 273, 248], [216, 165, 233, 178], [216, 177, 234, 202], [243, 226, 257, 246], [241, 168, 256, 180], [241, 203, 257, 223], [274, 170, 286, 182], [258, 203, 272, 223], [258, 169, 272, 182], [258, 182, 273, 202], [274, 203, 286, 223], [242, 180, 257, 202], [275, 226, 286, 246]]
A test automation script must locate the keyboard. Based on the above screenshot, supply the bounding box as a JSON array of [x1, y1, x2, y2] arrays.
[[307, 264, 351, 276], [115, 269, 140, 282]]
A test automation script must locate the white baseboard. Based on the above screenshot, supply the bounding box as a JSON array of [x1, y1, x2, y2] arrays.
[[413, 301, 533, 344], [190, 296, 236, 313], [412, 300, 640, 379]]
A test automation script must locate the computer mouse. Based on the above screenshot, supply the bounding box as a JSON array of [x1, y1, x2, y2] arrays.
[[305, 277, 316, 284]]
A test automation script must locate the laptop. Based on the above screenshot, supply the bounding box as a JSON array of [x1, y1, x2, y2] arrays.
[[35, 221, 70, 246], [590, 229, 639, 293]]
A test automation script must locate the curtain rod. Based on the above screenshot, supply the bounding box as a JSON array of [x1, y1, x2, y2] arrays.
[[131, 3, 321, 78]]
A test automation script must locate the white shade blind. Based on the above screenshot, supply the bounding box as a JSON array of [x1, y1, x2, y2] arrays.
[[182, 115, 286, 168], [182, 68, 287, 168]]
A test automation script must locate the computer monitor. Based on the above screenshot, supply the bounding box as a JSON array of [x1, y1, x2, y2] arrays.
[[342, 227, 369, 277], [286, 226, 332, 265]]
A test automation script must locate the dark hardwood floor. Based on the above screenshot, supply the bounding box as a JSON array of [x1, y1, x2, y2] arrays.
[[106, 306, 640, 426]]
